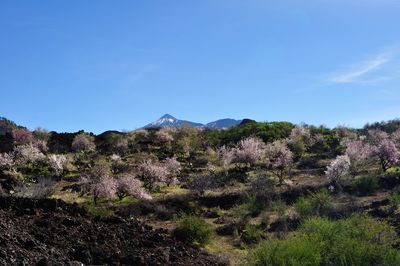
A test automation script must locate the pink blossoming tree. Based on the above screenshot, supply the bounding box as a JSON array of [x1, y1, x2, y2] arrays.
[[325, 154, 350, 192], [115, 173, 152, 201], [163, 157, 182, 186], [72, 132, 96, 152], [265, 140, 293, 185], [344, 139, 372, 176], [138, 160, 168, 191]]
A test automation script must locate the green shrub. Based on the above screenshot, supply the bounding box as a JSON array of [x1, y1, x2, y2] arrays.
[[248, 236, 321, 266], [271, 199, 287, 216], [230, 195, 267, 221], [248, 215, 400, 266], [246, 195, 266, 217], [352, 175, 379, 195], [389, 192, 400, 209], [241, 224, 264, 244], [174, 214, 213, 246], [294, 196, 313, 219], [294, 189, 332, 219]]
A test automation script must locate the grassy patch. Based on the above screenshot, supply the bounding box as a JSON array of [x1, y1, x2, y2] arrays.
[[84, 199, 115, 217], [205, 235, 248, 266]]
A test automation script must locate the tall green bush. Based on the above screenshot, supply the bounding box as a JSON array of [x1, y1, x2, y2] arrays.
[[248, 215, 400, 266], [174, 214, 213, 247]]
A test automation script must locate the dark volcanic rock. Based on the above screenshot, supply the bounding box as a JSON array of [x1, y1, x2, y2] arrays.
[[0, 197, 226, 265]]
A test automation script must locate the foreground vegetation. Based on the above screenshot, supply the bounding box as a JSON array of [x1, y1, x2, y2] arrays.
[[1, 116, 400, 265]]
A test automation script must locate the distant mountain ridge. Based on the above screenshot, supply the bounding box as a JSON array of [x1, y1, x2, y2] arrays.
[[144, 114, 242, 129]]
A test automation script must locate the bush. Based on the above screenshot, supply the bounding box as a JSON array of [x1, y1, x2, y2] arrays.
[[246, 195, 266, 217], [271, 199, 287, 216], [248, 215, 400, 266], [228, 204, 252, 233], [249, 236, 321, 266], [352, 175, 379, 195], [174, 214, 213, 246], [389, 192, 400, 209], [241, 224, 264, 244], [294, 189, 332, 219]]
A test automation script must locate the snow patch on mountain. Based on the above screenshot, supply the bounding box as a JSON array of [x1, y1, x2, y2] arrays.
[[144, 114, 242, 129]]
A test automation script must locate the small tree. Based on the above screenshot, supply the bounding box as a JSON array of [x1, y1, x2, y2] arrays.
[[265, 140, 293, 185], [33, 139, 49, 153], [137, 160, 168, 191], [325, 154, 350, 192], [189, 174, 215, 196], [115, 173, 152, 201], [13, 143, 46, 166], [288, 125, 311, 159], [133, 128, 149, 138], [218, 145, 234, 167], [156, 129, 174, 142], [48, 154, 69, 176], [72, 132, 96, 152], [230, 137, 265, 169], [80, 160, 114, 204], [369, 139, 399, 172], [33, 127, 51, 142], [367, 130, 400, 172], [109, 154, 126, 173], [392, 128, 400, 148], [11, 128, 33, 145], [368, 129, 389, 146], [0, 152, 14, 171], [163, 157, 182, 185], [345, 139, 371, 176], [110, 135, 129, 155]]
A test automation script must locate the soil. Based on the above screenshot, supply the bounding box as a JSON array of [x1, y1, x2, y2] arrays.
[[0, 197, 226, 266]]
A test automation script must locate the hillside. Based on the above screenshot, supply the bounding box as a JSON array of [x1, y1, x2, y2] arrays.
[[1, 117, 400, 265]]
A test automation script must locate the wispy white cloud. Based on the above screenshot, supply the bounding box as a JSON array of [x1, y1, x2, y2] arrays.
[[328, 53, 390, 83], [127, 64, 161, 84]]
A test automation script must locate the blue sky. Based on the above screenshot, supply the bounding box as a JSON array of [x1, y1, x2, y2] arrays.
[[1, 0, 400, 133]]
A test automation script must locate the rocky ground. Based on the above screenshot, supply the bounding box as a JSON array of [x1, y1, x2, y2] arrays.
[[0, 197, 226, 265]]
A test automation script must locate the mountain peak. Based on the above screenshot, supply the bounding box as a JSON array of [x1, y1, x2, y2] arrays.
[[144, 114, 242, 129], [160, 114, 175, 119]]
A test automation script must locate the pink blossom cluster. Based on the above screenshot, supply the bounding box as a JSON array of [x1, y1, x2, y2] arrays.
[[288, 125, 311, 145], [138, 158, 182, 188], [138, 159, 169, 189], [115, 174, 152, 200], [344, 140, 372, 175], [71, 133, 96, 152], [48, 154, 69, 176], [265, 140, 293, 170], [325, 154, 351, 191], [13, 143, 46, 166], [391, 129, 400, 148], [0, 153, 14, 170], [369, 138, 400, 172], [11, 128, 33, 144], [366, 130, 400, 172], [163, 157, 182, 185], [265, 140, 293, 184], [222, 137, 265, 166]]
